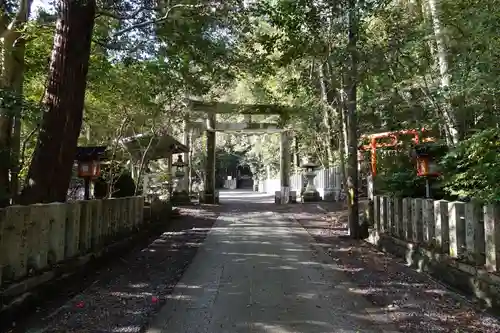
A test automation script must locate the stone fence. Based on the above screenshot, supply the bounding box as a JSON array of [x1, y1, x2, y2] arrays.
[[372, 195, 500, 308], [259, 167, 343, 201], [0, 196, 144, 288]]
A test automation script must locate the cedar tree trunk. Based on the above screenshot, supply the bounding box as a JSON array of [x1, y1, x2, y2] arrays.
[[19, 0, 96, 204]]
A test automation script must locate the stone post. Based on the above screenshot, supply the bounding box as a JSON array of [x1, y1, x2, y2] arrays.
[[465, 202, 484, 265], [367, 174, 374, 201], [90, 199, 103, 250], [423, 199, 435, 246], [380, 196, 387, 234], [393, 197, 402, 237], [411, 198, 423, 243], [387, 197, 394, 235], [373, 196, 380, 232], [46, 203, 66, 263], [28, 205, 49, 272], [434, 200, 450, 254], [204, 113, 217, 204], [79, 200, 93, 253], [280, 130, 291, 204], [448, 201, 466, 258], [402, 198, 411, 241], [65, 201, 81, 258], [3, 206, 30, 280], [484, 204, 500, 272]]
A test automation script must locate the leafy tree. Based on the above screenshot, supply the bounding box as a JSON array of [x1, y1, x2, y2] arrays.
[[18, 0, 249, 203], [441, 129, 500, 203]]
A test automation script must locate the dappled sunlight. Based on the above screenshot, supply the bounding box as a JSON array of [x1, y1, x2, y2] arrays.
[[249, 320, 372, 333], [220, 240, 274, 245], [268, 265, 296, 270], [222, 252, 281, 258], [348, 287, 385, 295], [144, 196, 394, 333], [250, 323, 295, 332], [112, 326, 142, 332], [296, 202, 500, 333], [15, 206, 219, 333], [382, 281, 426, 288], [110, 291, 154, 299], [174, 283, 203, 290], [31, 192, 500, 333], [425, 288, 448, 296], [128, 282, 150, 288]]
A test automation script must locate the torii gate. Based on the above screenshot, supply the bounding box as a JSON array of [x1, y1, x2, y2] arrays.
[[184, 99, 298, 204]]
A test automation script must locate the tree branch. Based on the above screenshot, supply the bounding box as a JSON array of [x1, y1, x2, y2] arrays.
[[1, 0, 32, 39], [0, 6, 9, 37], [96, 5, 152, 20], [8, 0, 32, 31], [19, 124, 39, 170], [109, 3, 204, 39], [92, 37, 149, 52]]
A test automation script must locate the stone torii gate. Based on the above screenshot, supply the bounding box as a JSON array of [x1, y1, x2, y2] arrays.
[[184, 99, 296, 204]]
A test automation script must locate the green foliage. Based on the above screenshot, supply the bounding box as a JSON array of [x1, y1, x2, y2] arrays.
[[441, 128, 500, 203], [377, 170, 425, 198], [13, 0, 500, 203]]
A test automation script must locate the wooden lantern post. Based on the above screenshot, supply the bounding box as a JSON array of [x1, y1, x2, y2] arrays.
[[413, 142, 447, 198], [75, 146, 107, 200]]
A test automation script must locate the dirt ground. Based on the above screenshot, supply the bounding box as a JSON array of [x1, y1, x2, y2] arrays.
[[1, 206, 218, 333], [292, 202, 500, 333], [5, 200, 500, 333]]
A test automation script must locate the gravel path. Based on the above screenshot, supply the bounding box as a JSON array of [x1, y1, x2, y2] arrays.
[[291, 202, 500, 333], [4, 206, 218, 333]]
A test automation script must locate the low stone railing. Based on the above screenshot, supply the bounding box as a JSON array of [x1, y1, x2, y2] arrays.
[[0, 196, 144, 288], [371, 195, 500, 307], [260, 167, 343, 201]]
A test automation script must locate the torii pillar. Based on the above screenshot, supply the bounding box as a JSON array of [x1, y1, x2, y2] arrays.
[[204, 113, 217, 204], [280, 130, 291, 204]]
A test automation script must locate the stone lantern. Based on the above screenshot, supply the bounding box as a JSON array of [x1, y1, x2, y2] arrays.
[[171, 154, 190, 204], [301, 156, 321, 202]]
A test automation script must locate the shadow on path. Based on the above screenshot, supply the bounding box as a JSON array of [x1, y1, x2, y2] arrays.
[[293, 202, 500, 333], [2, 206, 219, 333], [146, 195, 397, 333]]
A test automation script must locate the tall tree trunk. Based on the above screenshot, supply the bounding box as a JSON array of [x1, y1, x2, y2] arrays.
[[0, 0, 33, 206], [345, 0, 360, 239], [317, 63, 336, 166], [10, 35, 27, 202], [19, 0, 96, 204], [337, 95, 347, 186], [325, 56, 348, 185], [427, 0, 459, 144]]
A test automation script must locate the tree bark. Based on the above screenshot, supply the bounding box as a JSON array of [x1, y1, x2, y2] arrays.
[[337, 91, 347, 186], [427, 0, 459, 144], [345, 0, 360, 239], [10, 35, 27, 202], [19, 0, 96, 204], [317, 63, 336, 166], [0, 0, 33, 206]]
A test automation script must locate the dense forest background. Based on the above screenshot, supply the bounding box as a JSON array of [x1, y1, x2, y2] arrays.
[[0, 0, 498, 217]]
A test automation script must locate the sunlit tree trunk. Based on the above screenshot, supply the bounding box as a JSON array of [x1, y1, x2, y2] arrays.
[[317, 63, 336, 166], [345, 0, 360, 239], [10, 35, 27, 202], [0, 0, 33, 206], [427, 0, 459, 144], [19, 0, 96, 204]]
